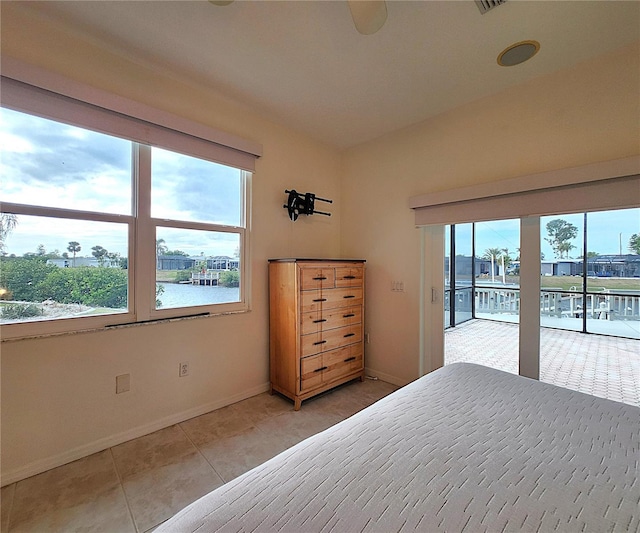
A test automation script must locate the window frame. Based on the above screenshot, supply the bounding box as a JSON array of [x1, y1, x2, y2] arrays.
[[0, 77, 255, 340]]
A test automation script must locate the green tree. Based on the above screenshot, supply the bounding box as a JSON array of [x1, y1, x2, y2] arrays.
[[545, 219, 578, 259], [156, 283, 164, 308], [0, 257, 57, 302], [38, 267, 127, 308], [0, 214, 18, 254], [106, 251, 120, 266], [67, 241, 81, 267], [219, 271, 240, 287], [91, 245, 108, 266], [629, 233, 640, 255]]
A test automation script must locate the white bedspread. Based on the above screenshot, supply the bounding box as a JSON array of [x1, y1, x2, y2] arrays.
[[158, 363, 639, 532]]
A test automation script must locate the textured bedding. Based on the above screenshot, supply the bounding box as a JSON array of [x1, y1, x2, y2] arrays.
[[157, 363, 639, 532]]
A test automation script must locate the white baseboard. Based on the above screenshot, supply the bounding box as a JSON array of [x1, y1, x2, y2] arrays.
[[364, 366, 409, 388], [1, 382, 271, 487]]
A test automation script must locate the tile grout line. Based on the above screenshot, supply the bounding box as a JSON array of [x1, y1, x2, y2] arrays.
[[177, 423, 229, 484], [108, 447, 139, 533]]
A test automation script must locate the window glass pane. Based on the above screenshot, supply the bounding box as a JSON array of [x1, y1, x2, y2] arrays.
[[155, 227, 240, 310], [0, 107, 132, 215], [151, 147, 242, 226], [475, 219, 520, 287], [473, 219, 520, 330], [539, 213, 584, 332], [0, 214, 129, 324], [454, 223, 473, 288], [444, 225, 451, 328], [454, 288, 473, 324], [585, 208, 639, 338]]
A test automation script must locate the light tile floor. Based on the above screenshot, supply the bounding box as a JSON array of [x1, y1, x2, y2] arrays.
[[0, 378, 397, 533], [445, 319, 640, 406]]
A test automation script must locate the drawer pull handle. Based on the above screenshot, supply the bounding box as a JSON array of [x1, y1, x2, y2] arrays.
[[343, 295, 355, 299], [344, 275, 356, 279], [313, 340, 327, 345], [344, 333, 355, 338], [312, 319, 327, 323], [314, 366, 328, 373], [344, 356, 356, 362], [343, 313, 355, 318], [313, 276, 327, 280], [313, 298, 327, 302]]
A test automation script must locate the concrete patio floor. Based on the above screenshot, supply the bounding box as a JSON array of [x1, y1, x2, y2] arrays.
[[445, 319, 640, 407]]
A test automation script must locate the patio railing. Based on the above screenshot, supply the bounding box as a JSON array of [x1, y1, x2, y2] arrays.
[[473, 286, 640, 321]]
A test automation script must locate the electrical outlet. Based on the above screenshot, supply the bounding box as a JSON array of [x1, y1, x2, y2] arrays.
[[116, 373, 130, 394], [365, 332, 370, 344], [179, 362, 189, 377]]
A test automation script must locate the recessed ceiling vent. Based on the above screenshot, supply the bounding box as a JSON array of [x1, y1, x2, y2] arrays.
[[475, 0, 507, 15]]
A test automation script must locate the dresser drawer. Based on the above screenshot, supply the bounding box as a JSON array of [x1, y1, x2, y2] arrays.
[[322, 345, 363, 384], [300, 267, 335, 290], [335, 267, 364, 288], [300, 305, 362, 336], [301, 323, 362, 357], [300, 287, 363, 313], [300, 345, 363, 391]]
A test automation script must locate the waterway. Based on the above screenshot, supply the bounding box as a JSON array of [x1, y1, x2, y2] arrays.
[[156, 282, 240, 308]]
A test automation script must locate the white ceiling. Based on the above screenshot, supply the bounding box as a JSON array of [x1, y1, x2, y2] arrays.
[[22, 1, 640, 149]]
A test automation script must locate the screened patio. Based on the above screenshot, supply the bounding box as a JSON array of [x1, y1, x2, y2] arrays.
[[445, 319, 639, 407]]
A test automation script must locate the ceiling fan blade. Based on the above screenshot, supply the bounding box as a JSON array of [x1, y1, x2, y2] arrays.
[[347, 0, 387, 35]]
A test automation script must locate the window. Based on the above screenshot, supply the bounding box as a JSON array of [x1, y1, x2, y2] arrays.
[[0, 80, 254, 339]]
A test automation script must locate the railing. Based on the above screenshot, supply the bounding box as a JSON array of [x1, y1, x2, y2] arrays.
[[190, 271, 221, 285], [473, 286, 640, 321]]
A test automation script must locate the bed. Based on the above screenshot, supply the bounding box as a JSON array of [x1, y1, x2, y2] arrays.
[[157, 363, 639, 532]]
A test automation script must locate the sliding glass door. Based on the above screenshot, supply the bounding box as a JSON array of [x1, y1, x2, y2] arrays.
[[444, 223, 473, 328], [539, 208, 639, 339]]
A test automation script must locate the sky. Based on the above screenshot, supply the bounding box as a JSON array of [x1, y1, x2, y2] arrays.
[[454, 209, 640, 261], [1, 107, 243, 258]]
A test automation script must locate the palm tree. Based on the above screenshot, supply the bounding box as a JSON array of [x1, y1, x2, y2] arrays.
[[0, 213, 18, 254], [482, 248, 503, 261], [156, 238, 168, 257], [91, 245, 108, 266], [67, 241, 81, 267]]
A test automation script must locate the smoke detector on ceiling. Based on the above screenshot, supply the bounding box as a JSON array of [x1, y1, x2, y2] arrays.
[[475, 0, 507, 15]]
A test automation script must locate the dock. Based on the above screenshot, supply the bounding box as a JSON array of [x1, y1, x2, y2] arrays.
[[190, 272, 220, 286]]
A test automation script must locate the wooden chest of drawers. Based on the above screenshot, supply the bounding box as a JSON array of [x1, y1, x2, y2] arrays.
[[269, 259, 366, 410]]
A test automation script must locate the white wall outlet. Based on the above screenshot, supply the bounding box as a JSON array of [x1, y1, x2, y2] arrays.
[[365, 332, 370, 344], [179, 362, 189, 377], [116, 373, 130, 394]]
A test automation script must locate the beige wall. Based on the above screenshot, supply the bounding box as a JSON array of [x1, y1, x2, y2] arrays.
[[341, 42, 640, 385], [0, 4, 342, 483]]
